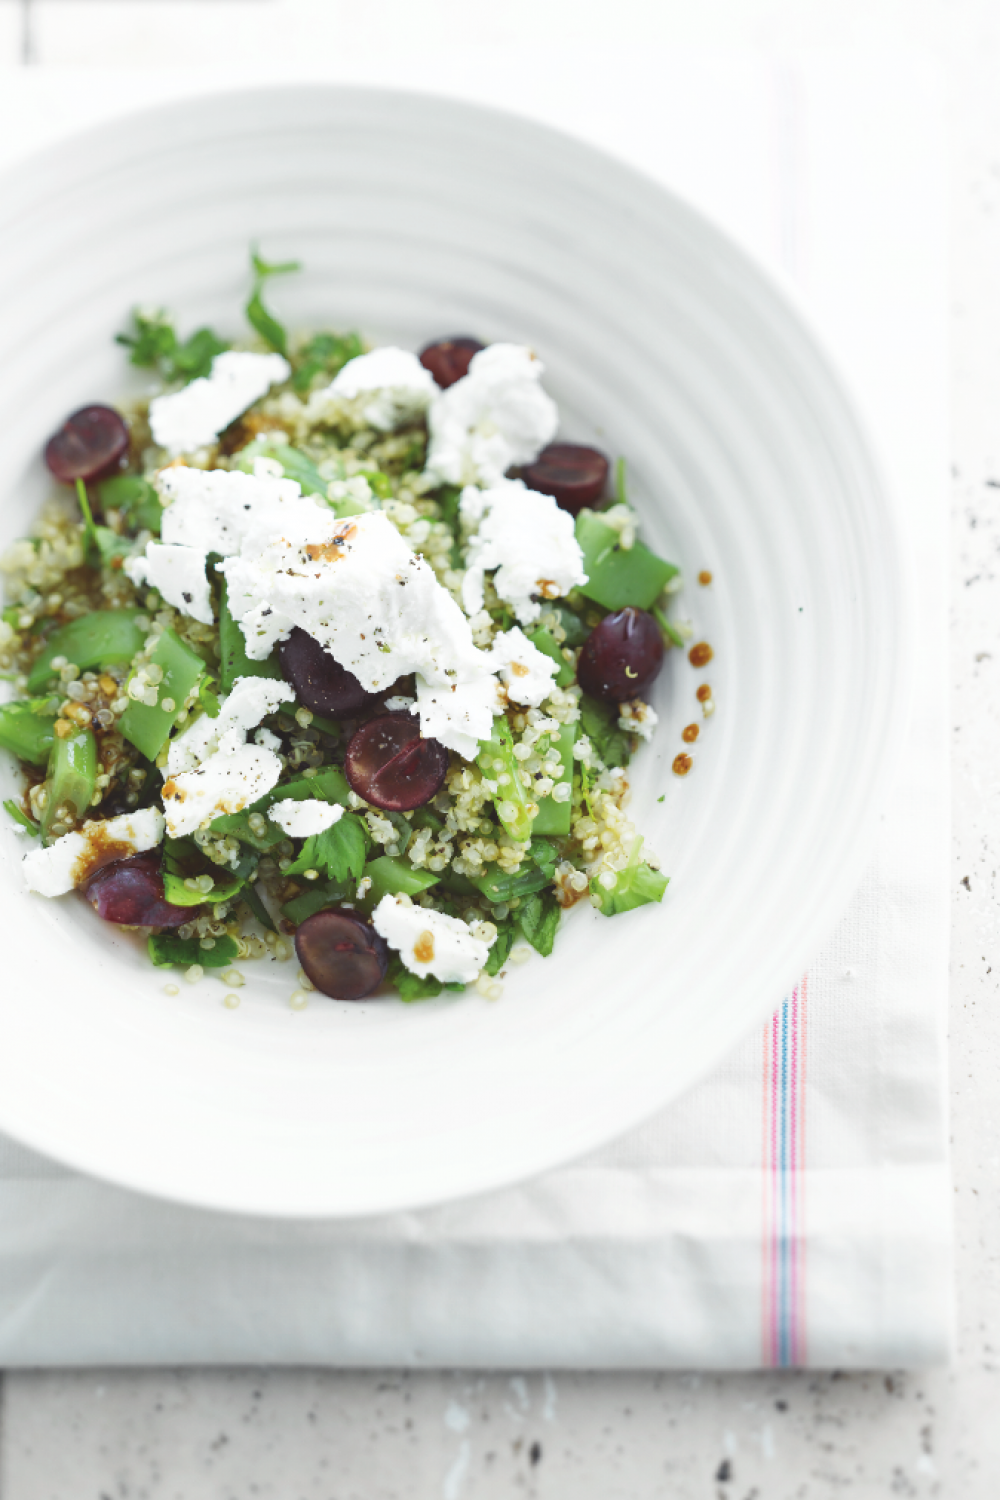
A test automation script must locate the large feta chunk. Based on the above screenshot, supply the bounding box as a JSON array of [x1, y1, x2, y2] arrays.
[[372, 894, 492, 984], [125, 542, 213, 624], [156, 465, 311, 556], [22, 807, 165, 897], [162, 744, 282, 838], [414, 671, 502, 760], [461, 480, 587, 625], [268, 798, 344, 837], [167, 675, 294, 777], [149, 351, 291, 456], [322, 347, 437, 432], [488, 626, 559, 707], [425, 343, 559, 488], [220, 509, 487, 692]]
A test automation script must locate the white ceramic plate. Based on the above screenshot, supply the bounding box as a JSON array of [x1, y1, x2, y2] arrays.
[[0, 87, 910, 1217]]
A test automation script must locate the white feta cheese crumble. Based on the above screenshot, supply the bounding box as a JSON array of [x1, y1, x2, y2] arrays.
[[323, 347, 437, 431], [425, 343, 558, 488], [372, 894, 493, 984], [125, 542, 213, 625], [461, 480, 587, 625], [149, 351, 291, 456], [383, 695, 415, 712], [167, 676, 294, 777], [155, 465, 310, 555], [618, 698, 659, 742], [267, 798, 344, 837], [488, 626, 559, 707], [162, 744, 283, 839], [253, 726, 282, 752], [414, 671, 502, 760], [22, 807, 164, 897]]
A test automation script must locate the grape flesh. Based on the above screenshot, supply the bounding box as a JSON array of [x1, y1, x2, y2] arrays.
[[522, 443, 609, 515], [44, 405, 129, 484], [345, 713, 448, 811], [576, 608, 664, 703], [83, 852, 190, 927], [419, 337, 484, 389], [294, 909, 388, 1000], [278, 627, 379, 719]]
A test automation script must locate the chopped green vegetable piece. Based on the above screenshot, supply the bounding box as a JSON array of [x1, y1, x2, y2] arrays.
[[367, 470, 393, 500], [234, 436, 327, 497], [41, 727, 97, 843], [307, 711, 341, 739], [361, 855, 439, 909], [241, 881, 277, 931], [98, 474, 163, 536], [484, 923, 515, 976], [116, 308, 229, 383], [280, 879, 351, 926], [551, 604, 590, 647], [470, 863, 552, 905], [218, 577, 283, 692], [76, 478, 129, 569], [285, 812, 369, 884], [291, 330, 364, 392], [652, 605, 685, 650], [531, 722, 577, 835], [162, 870, 244, 907], [118, 628, 205, 760], [246, 246, 301, 356], [589, 837, 669, 916], [0, 703, 55, 766], [197, 673, 221, 719], [28, 610, 144, 692], [208, 766, 350, 845], [477, 717, 534, 842], [575, 510, 679, 611], [579, 694, 631, 769], [527, 625, 575, 688], [517, 890, 562, 956], [3, 799, 38, 835], [386, 954, 465, 1003], [436, 868, 479, 897], [148, 933, 240, 969]]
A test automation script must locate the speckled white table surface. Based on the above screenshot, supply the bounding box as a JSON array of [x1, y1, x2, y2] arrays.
[[1, 0, 999, 1495]]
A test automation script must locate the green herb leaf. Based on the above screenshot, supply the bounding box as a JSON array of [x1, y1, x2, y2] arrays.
[[386, 954, 464, 1002], [116, 308, 227, 383], [517, 890, 562, 957], [242, 881, 278, 931], [3, 799, 38, 835], [579, 694, 631, 769], [484, 922, 515, 976], [291, 331, 364, 392], [652, 605, 685, 650], [198, 673, 221, 719], [246, 245, 302, 356], [148, 933, 241, 970], [98, 474, 163, 536], [285, 812, 369, 884]]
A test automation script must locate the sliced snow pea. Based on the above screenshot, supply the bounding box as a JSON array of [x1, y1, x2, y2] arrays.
[[218, 578, 283, 692], [527, 626, 575, 688], [469, 862, 553, 905], [162, 870, 244, 907], [575, 510, 678, 611], [360, 855, 439, 910], [118, 628, 205, 760], [0, 703, 55, 766], [589, 836, 669, 916], [41, 727, 97, 843], [28, 609, 144, 692], [477, 717, 535, 843], [530, 722, 577, 836]]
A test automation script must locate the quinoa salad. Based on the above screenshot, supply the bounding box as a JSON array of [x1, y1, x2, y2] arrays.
[[0, 251, 694, 1005]]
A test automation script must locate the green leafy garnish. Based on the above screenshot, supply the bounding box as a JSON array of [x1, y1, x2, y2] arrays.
[[579, 694, 631, 769], [484, 922, 515, 976], [516, 890, 562, 956], [615, 455, 628, 506], [292, 330, 364, 392], [197, 673, 221, 719], [75, 480, 130, 567], [387, 954, 465, 1003], [285, 811, 369, 884], [98, 474, 163, 536], [589, 837, 669, 917], [116, 309, 228, 384], [148, 933, 240, 969], [241, 881, 278, 932], [3, 799, 38, 835], [246, 246, 301, 356]]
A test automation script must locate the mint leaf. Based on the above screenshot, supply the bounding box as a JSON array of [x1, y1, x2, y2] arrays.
[[148, 933, 240, 969], [517, 890, 561, 957], [579, 694, 631, 769], [484, 922, 514, 976]]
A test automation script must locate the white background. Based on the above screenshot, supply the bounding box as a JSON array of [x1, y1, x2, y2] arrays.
[[0, 0, 995, 1494]]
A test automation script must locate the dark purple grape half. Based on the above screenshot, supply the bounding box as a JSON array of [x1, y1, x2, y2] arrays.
[[295, 909, 388, 1000], [83, 852, 190, 928], [576, 607, 664, 704], [419, 336, 484, 389], [44, 405, 130, 484], [345, 713, 449, 811], [522, 443, 609, 515], [278, 627, 380, 719]]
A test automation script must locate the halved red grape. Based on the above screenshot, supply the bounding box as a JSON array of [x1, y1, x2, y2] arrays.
[[345, 713, 448, 811], [295, 909, 388, 1000], [522, 443, 609, 515], [83, 851, 190, 928], [278, 627, 379, 719], [44, 405, 129, 484], [576, 607, 664, 703], [419, 336, 484, 389]]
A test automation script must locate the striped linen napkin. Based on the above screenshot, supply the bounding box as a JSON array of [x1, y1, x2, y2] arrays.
[[0, 54, 951, 1367]]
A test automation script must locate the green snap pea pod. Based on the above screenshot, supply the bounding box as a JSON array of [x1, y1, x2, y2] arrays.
[[219, 578, 283, 693], [40, 727, 97, 843], [476, 718, 535, 843], [97, 474, 163, 535], [162, 870, 244, 908], [589, 836, 669, 916], [527, 626, 575, 688], [28, 610, 144, 692], [575, 510, 678, 612], [360, 855, 440, 912], [0, 703, 55, 766], [118, 628, 205, 760], [469, 863, 553, 905], [531, 722, 578, 836]]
